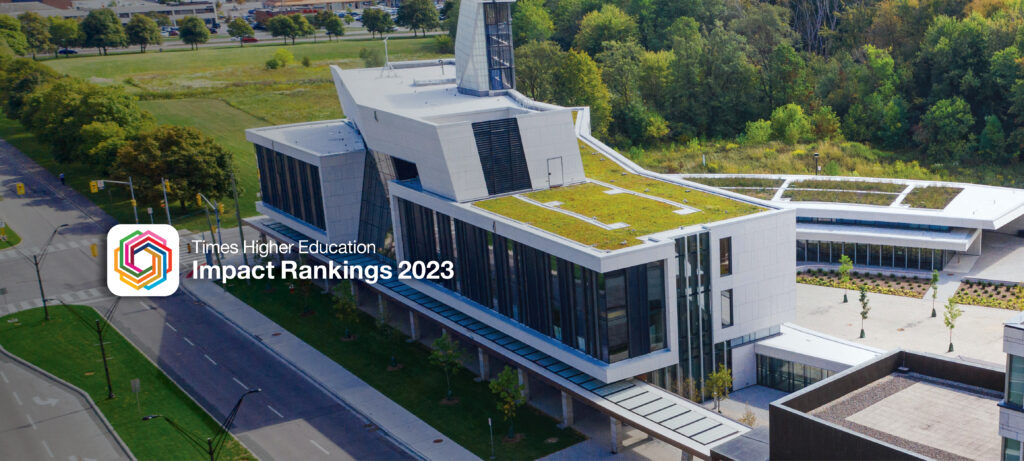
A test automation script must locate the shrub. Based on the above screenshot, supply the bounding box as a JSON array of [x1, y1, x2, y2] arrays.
[[359, 46, 385, 67], [301, 55, 311, 67], [265, 48, 293, 69], [742, 119, 771, 145], [434, 34, 453, 53], [770, 104, 811, 144]]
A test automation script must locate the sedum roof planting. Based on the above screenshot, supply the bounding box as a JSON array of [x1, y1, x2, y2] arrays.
[[472, 140, 765, 250]]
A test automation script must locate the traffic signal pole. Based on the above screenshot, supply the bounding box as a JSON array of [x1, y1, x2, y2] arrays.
[[162, 178, 172, 225]]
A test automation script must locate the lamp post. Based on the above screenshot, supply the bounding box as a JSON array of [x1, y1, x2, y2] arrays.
[[143, 388, 260, 461], [813, 152, 820, 176], [58, 298, 122, 399], [17, 223, 68, 321]]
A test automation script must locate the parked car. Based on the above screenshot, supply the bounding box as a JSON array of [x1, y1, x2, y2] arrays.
[[169, 30, 179, 36], [57, 49, 77, 55], [242, 36, 258, 43]]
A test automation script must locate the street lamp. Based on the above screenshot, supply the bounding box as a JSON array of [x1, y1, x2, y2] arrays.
[[143, 388, 261, 461], [58, 298, 121, 399], [813, 152, 820, 176], [15, 223, 68, 321]]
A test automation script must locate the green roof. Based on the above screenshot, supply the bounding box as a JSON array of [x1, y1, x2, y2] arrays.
[[473, 140, 765, 250]]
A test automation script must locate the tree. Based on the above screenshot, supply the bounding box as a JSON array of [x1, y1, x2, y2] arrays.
[[978, 115, 1009, 162], [48, 16, 82, 58], [810, 106, 842, 140], [311, 10, 335, 42], [930, 269, 940, 317], [178, 16, 209, 50], [514, 40, 564, 101], [81, 9, 125, 55], [226, 17, 253, 46], [125, 14, 161, 53], [915, 97, 975, 162], [0, 58, 58, 119], [838, 254, 853, 302], [858, 285, 870, 338], [769, 103, 811, 144], [550, 0, 602, 49], [362, 9, 395, 39], [429, 331, 461, 401], [0, 14, 29, 56], [943, 299, 962, 352], [553, 49, 612, 137], [442, 0, 459, 39], [489, 366, 525, 439], [358, 46, 384, 67], [18, 12, 54, 59], [113, 125, 233, 211], [706, 365, 732, 413], [322, 15, 344, 41], [288, 14, 315, 44], [332, 287, 358, 339], [267, 15, 297, 44], [572, 4, 638, 55], [512, 0, 553, 45], [396, 0, 439, 37]]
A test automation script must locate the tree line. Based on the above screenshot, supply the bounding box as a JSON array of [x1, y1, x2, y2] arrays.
[[0, 55, 233, 211], [456, 0, 1024, 165]]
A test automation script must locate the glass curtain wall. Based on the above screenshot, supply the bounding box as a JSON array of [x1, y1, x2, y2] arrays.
[[796, 239, 952, 271], [482, 2, 514, 90], [254, 145, 325, 230], [677, 233, 716, 386], [396, 198, 667, 363], [756, 354, 834, 392]]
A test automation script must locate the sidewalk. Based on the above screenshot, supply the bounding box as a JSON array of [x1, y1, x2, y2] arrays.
[[182, 277, 480, 461]]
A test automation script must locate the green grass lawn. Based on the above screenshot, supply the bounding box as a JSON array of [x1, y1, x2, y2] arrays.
[[0, 306, 253, 461], [0, 223, 20, 250], [224, 278, 584, 460]]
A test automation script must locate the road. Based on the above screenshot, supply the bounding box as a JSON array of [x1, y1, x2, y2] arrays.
[[0, 139, 414, 460], [0, 352, 130, 461]]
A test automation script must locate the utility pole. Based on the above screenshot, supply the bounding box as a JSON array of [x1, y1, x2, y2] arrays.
[[162, 178, 172, 225], [57, 298, 121, 399], [97, 318, 115, 399], [18, 224, 68, 321]]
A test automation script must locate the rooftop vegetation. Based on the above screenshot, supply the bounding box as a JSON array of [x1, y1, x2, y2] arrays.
[[902, 186, 963, 209], [473, 141, 764, 250], [685, 177, 785, 188], [788, 179, 907, 193], [782, 188, 896, 205]]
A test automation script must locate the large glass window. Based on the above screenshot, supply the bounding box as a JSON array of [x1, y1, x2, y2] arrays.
[[721, 289, 733, 328], [647, 262, 665, 351], [757, 355, 833, 393], [482, 2, 514, 90], [719, 237, 732, 276], [254, 145, 325, 230], [1008, 354, 1024, 407], [605, 271, 629, 363], [1005, 438, 1022, 461]]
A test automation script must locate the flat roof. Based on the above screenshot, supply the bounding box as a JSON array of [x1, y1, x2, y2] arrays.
[[471, 140, 766, 251], [245, 119, 365, 157], [754, 324, 883, 371], [335, 62, 537, 124], [809, 372, 1000, 459], [680, 174, 1024, 230]]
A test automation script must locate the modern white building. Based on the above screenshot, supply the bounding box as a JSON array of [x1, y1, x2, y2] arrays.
[[241, 0, 810, 457], [681, 173, 1024, 272], [1002, 312, 1024, 460]]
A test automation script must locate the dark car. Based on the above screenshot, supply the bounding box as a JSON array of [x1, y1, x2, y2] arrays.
[[241, 36, 258, 43], [57, 49, 78, 55], [169, 30, 179, 36]]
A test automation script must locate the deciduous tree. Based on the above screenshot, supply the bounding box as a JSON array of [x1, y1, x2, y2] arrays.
[[178, 15, 209, 50], [489, 366, 525, 439], [267, 15, 297, 44], [396, 0, 439, 37], [572, 4, 637, 55], [429, 331, 462, 401], [18, 12, 54, 59], [0, 14, 29, 55], [81, 9, 125, 55], [124, 14, 161, 53], [362, 8, 394, 39], [226, 17, 253, 46], [48, 16, 82, 57], [706, 365, 732, 412], [512, 0, 553, 45]]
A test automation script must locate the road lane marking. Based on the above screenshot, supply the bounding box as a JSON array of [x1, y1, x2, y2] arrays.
[[267, 405, 283, 418], [41, 440, 53, 458], [166, 322, 177, 332], [0, 370, 8, 383], [232, 377, 247, 389], [12, 391, 22, 405], [204, 354, 217, 365], [183, 337, 194, 347], [309, 440, 329, 455], [26, 414, 36, 430]]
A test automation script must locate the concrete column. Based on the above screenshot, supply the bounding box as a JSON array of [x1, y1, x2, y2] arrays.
[[680, 450, 693, 461], [517, 368, 530, 400], [407, 311, 420, 342], [377, 293, 385, 318], [558, 391, 574, 429], [474, 347, 489, 381], [609, 417, 622, 454]]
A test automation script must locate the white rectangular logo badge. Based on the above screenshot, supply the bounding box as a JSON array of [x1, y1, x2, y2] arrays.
[[106, 224, 179, 297]]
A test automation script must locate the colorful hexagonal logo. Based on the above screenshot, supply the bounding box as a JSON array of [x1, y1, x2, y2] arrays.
[[107, 225, 179, 297]]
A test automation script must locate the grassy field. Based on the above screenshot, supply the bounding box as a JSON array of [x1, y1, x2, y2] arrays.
[[0, 223, 20, 249], [0, 306, 252, 461], [224, 278, 584, 460]]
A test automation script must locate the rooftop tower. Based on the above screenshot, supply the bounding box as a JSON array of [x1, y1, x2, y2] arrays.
[[455, 0, 516, 96]]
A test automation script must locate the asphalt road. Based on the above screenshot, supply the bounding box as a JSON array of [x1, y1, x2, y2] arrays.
[[0, 352, 129, 461], [0, 139, 413, 460]]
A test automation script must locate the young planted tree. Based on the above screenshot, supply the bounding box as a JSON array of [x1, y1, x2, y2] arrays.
[[944, 299, 963, 353], [289, 14, 315, 44], [489, 366, 526, 439], [930, 269, 940, 317], [396, 0, 440, 37], [124, 14, 161, 53], [375, 305, 402, 369], [332, 285, 358, 339], [226, 17, 254, 46], [267, 15, 297, 44], [362, 8, 395, 38], [323, 15, 344, 41], [81, 9, 126, 55], [48, 16, 82, 58], [429, 331, 462, 401], [839, 254, 853, 302], [178, 15, 210, 50], [859, 284, 870, 338], [706, 365, 732, 413]]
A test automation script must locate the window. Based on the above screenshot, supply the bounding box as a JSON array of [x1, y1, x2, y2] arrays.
[[719, 237, 732, 276], [1004, 437, 1022, 461], [605, 271, 629, 363], [721, 289, 733, 328], [647, 262, 665, 351], [1008, 354, 1024, 407]]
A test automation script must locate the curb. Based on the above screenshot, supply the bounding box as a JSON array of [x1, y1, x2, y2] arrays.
[[178, 280, 430, 461], [0, 344, 136, 461]]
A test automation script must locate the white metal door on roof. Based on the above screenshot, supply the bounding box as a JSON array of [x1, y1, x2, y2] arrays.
[[547, 157, 563, 188]]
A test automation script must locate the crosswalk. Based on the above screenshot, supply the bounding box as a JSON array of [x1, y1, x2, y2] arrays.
[[0, 287, 110, 316], [0, 237, 104, 262]]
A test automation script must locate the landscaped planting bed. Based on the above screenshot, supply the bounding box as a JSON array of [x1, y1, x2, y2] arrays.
[[788, 179, 907, 193], [685, 177, 785, 188], [902, 186, 963, 209], [950, 280, 1024, 310], [796, 268, 931, 298], [783, 189, 897, 206], [721, 188, 777, 200]]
